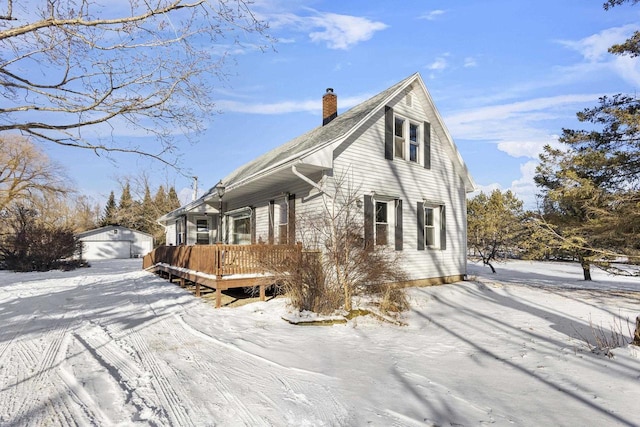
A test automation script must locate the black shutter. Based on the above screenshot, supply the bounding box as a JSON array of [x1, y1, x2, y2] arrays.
[[364, 195, 374, 249], [385, 106, 394, 160], [440, 205, 446, 250], [288, 194, 296, 245], [424, 121, 431, 169], [417, 202, 425, 251], [268, 200, 274, 244], [395, 199, 403, 251], [251, 206, 256, 244]]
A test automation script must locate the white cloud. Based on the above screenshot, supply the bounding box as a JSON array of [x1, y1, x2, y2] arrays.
[[419, 10, 446, 21], [446, 93, 599, 159], [307, 13, 388, 50], [557, 24, 640, 86], [509, 160, 540, 210], [558, 24, 636, 62], [216, 94, 371, 115], [266, 10, 387, 50], [428, 56, 449, 71], [463, 57, 477, 68]]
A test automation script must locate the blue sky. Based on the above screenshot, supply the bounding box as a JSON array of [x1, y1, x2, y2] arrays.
[[45, 0, 640, 209]]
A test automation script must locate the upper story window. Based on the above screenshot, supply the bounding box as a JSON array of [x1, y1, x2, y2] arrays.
[[394, 117, 405, 159], [394, 115, 421, 163], [409, 123, 419, 163]]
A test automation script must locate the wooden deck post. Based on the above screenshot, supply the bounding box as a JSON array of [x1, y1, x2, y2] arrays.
[[195, 282, 201, 297], [259, 284, 266, 301], [216, 288, 222, 308], [180, 278, 185, 288]]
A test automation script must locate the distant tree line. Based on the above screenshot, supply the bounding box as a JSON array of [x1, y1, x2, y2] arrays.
[[0, 135, 182, 271]]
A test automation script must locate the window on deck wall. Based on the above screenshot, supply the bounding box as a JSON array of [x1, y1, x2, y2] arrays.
[[195, 218, 209, 245], [232, 215, 251, 245], [278, 198, 288, 244], [176, 218, 185, 245]]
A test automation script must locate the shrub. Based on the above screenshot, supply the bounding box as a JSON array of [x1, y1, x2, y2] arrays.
[[0, 206, 81, 271]]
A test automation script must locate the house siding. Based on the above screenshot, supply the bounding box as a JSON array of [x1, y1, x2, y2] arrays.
[[158, 73, 473, 284], [330, 88, 468, 281]]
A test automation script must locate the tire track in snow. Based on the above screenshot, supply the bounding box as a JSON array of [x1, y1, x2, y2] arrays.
[[174, 313, 352, 425], [6, 316, 72, 425], [70, 321, 162, 424], [125, 320, 196, 426], [163, 316, 266, 426], [1, 320, 98, 427]]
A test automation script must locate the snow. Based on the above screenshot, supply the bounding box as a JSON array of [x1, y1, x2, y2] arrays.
[[1, 259, 639, 426]]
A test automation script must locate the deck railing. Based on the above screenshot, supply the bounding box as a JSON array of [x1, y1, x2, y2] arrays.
[[142, 243, 302, 277]]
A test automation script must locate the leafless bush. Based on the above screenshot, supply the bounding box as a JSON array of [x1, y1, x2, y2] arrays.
[[576, 315, 634, 358], [261, 172, 409, 316]]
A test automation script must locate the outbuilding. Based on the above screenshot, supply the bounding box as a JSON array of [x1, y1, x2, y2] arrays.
[[77, 226, 154, 260]]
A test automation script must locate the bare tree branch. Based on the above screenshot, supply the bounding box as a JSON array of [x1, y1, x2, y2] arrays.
[[0, 0, 272, 166]]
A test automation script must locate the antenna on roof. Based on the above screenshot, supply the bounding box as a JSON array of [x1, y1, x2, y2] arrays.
[[192, 176, 198, 202]]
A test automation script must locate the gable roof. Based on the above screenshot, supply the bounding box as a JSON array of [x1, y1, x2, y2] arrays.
[[220, 74, 417, 190], [161, 73, 475, 222]]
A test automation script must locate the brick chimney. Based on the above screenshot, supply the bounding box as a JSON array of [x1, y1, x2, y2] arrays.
[[322, 88, 337, 125]]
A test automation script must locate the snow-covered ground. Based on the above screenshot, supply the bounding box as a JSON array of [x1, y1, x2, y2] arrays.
[[1, 259, 638, 426]]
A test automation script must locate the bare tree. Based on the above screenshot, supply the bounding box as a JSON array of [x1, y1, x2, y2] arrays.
[[0, 0, 271, 166], [0, 135, 69, 211]]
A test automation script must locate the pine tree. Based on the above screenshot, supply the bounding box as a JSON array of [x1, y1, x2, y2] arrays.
[[467, 190, 525, 273], [166, 186, 181, 212], [100, 191, 118, 226], [117, 182, 135, 228], [140, 184, 155, 235], [533, 0, 640, 278]]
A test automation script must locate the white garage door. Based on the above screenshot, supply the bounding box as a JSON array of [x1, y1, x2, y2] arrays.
[[82, 241, 131, 260]]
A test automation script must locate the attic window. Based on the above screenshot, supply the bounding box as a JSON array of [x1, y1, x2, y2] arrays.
[[113, 229, 118, 235]]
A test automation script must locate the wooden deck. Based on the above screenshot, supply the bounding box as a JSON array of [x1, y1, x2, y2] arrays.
[[142, 243, 302, 308]]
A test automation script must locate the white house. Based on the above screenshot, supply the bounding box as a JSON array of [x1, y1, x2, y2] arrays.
[[77, 225, 154, 260], [158, 73, 476, 284]]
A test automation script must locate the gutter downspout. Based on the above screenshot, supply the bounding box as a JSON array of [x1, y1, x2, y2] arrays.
[[291, 164, 326, 194]]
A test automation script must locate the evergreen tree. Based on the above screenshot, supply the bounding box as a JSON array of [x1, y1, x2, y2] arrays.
[[140, 184, 155, 235], [467, 190, 525, 273], [533, 0, 640, 278], [100, 191, 118, 226], [166, 187, 181, 212], [154, 185, 167, 213], [117, 182, 135, 228]]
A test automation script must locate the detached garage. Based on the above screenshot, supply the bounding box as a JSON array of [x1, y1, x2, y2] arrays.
[[77, 226, 154, 260]]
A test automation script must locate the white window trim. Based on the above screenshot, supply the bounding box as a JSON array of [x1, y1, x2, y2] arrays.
[[226, 207, 252, 245], [394, 114, 422, 164], [423, 202, 444, 249], [373, 195, 397, 247], [194, 216, 211, 245]]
